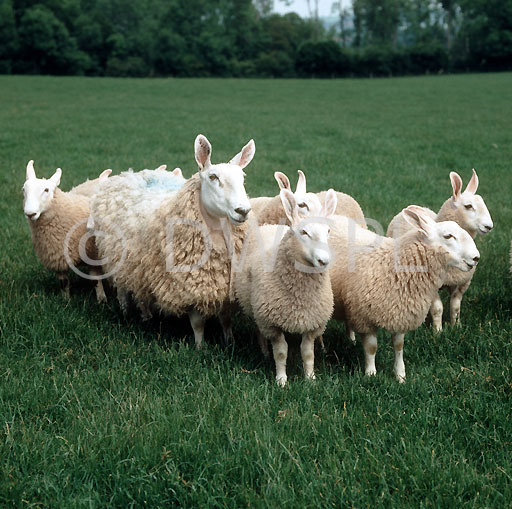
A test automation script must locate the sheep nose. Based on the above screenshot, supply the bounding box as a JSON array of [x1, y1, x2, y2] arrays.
[[317, 257, 329, 267], [473, 255, 480, 264], [484, 224, 493, 231], [26, 212, 36, 219], [235, 207, 250, 218]]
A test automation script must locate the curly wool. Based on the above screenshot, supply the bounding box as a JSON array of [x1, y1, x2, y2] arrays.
[[255, 191, 366, 227], [92, 174, 248, 319], [234, 224, 333, 339], [27, 188, 96, 273], [330, 220, 449, 334], [70, 176, 105, 198]]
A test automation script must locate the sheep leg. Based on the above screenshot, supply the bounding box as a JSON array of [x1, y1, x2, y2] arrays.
[[136, 300, 153, 321], [270, 332, 288, 386], [345, 320, 356, 344], [57, 272, 70, 298], [392, 333, 406, 383], [257, 330, 270, 359], [218, 307, 234, 346], [362, 333, 378, 376], [430, 293, 443, 332], [449, 282, 469, 326], [188, 309, 205, 349], [117, 288, 131, 316], [316, 335, 326, 352], [89, 267, 107, 303], [301, 333, 316, 381]]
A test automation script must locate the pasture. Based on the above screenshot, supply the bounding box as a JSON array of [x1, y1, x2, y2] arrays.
[[0, 74, 511, 506]]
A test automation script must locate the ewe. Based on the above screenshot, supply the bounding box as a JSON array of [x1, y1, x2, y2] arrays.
[[90, 135, 255, 348], [387, 170, 492, 330], [331, 206, 480, 382], [23, 160, 108, 301], [234, 188, 337, 386]]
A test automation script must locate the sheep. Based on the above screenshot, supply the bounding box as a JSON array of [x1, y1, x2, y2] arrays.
[[86, 164, 187, 319], [330, 206, 480, 381], [234, 188, 338, 386], [23, 160, 108, 301], [90, 134, 256, 348], [70, 169, 112, 197], [386, 170, 493, 331], [254, 170, 366, 228]]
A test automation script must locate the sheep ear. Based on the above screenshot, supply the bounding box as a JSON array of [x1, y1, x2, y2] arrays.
[[402, 205, 435, 237], [450, 172, 463, 200], [195, 134, 212, 171], [274, 172, 291, 190], [321, 189, 338, 218], [296, 170, 307, 195], [465, 168, 479, 194], [230, 139, 255, 169], [49, 168, 62, 188], [156, 164, 167, 171], [172, 167, 183, 178], [280, 189, 299, 225], [26, 160, 36, 180], [98, 169, 112, 181]]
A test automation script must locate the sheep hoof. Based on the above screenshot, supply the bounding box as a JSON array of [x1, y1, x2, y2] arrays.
[[395, 374, 406, 383], [305, 373, 316, 382], [365, 369, 377, 377], [276, 376, 287, 387]]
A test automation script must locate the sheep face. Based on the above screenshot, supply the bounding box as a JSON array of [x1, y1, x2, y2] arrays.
[[195, 135, 255, 226], [280, 188, 338, 269], [274, 170, 322, 219], [403, 206, 480, 273], [449, 170, 493, 235], [22, 160, 61, 221]]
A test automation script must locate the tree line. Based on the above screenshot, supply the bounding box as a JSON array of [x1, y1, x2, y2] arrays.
[[0, 0, 510, 78]]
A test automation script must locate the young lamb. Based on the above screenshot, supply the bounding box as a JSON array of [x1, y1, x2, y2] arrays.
[[90, 135, 255, 348], [254, 170, 366, 228], [87, 164, 187, 319], [234, 188, 338, 386], [23, 160, 108, 301], [386, 170, 493, 330], [330, 206, 480, 382]]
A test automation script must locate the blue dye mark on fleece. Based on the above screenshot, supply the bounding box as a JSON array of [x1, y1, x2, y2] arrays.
[[144, 173, 184, 193]]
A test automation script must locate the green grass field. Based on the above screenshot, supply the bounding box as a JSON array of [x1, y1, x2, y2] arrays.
[[1, 74, 511, 507]]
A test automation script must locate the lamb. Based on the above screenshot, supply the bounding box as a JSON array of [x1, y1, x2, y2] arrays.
[[90, 134, 255, 348], [386, 170, 493, 330], [23, 160, 108, 301], [330, 206, 480, 381], [70, 169, 112, 197], [86, 164, 188, 319], [254, 170, 366, 228], [234, 188, 338, 386]]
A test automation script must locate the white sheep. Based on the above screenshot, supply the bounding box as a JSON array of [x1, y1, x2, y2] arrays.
[[90, 135, 256, 347], [87, 164, 187, 319], [234, 188, 338, 386], [387, 170, 493, 330], [254, 170, 366, 228], [330, 206, 480, 381], [70, 169, 112, 197], [23, 160, 109, 301]]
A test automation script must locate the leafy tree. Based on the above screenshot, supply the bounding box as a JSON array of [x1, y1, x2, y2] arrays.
[[0, 0, 18, 72]]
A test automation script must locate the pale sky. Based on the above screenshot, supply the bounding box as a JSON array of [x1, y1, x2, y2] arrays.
[[273, 0, 351, 18]]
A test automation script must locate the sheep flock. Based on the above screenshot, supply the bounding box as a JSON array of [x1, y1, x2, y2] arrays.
[[23, 134, 495, 385]]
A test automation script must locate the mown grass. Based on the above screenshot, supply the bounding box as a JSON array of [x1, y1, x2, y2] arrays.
[[0, 74, 511, 507]]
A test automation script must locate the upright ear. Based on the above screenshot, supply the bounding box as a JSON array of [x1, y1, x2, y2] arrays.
[[172, 167, 183, 178], [320, 189, 338, 218], [280, 189, 300, 226], [98, 169, 112, 181], [450, 172, 463, 201], [195, 134, 212, 171], [49, 168, 62, 188], [274, 171, 291, 190], [402, 205, 435, 237], [465, 168, 479, 194], [229, 139, 255, 169], [296, 170, 307, 195], [155, 165, 167, 171], [26, 160, 36, 180]]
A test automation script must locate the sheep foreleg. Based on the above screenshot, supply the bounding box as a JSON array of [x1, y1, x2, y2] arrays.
[[392, 332, 406, 383], [362, 333, 378, 377], [57, 272, 70, 298], [449, 282, 470, 326], [301, 333, 316, 381], [430, 293, 443, 332], [188, 309, 205, 349], [271, 332, 288, 386]]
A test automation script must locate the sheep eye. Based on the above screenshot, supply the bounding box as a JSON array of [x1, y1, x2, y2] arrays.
[[44, 188, 49, 193], [444, 234, 454, 240], [298, 202, 309, 210], [464, 204, 473, 210], [209, 174, 218, 182], [300, 229, 309, 237]]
